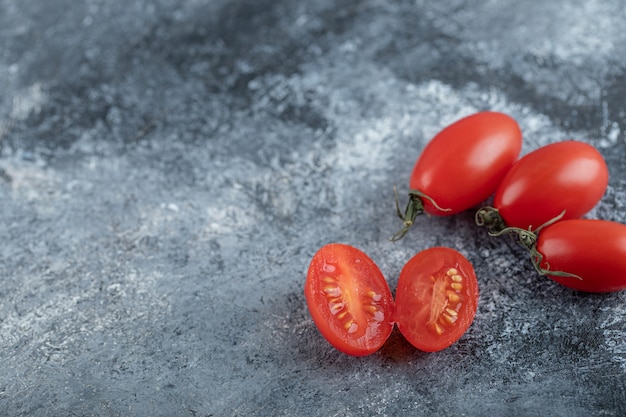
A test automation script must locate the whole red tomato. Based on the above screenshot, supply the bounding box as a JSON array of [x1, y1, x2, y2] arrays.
[[477, 140, 608, 233], [304, 243, 395, 356], [533, 219, 626, 292], [395, 247, 479, 352], [395, 112, 522, 240]]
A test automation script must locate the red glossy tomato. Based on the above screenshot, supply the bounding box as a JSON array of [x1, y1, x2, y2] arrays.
[[395, 247, 479, 352], [534, 219, 626, 292], [409, 111, 522, 216], [304, 243, 395, 356], [493, 141, 608, 230]]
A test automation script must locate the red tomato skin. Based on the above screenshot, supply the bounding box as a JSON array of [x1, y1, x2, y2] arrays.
[[409, 112, 522, 215], [395, 247, 479, 352], [304, 244, 395, 356], [536, 219, 626, 292], [494, 141, 608, 230]]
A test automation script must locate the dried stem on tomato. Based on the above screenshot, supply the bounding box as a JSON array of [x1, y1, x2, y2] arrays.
[[475, 206, 507, 235], [480, 210, 582, 281], [391, 187, 451, 241]]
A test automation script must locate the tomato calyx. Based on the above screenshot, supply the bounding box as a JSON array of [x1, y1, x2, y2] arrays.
[[483, 210, 583, 281], [475, 206, 507, 235], [392, 187, 451, 241]]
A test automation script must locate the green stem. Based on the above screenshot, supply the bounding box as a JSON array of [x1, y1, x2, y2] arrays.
[[475, 206, 507, 235], [391, 187, 424, 241], [390, 188, 450, 242], [480, 209, 582, 281]]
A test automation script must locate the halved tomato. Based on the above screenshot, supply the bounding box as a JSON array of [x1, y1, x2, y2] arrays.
[[304, 243, 395, 356], [395, 247, 479, 352]]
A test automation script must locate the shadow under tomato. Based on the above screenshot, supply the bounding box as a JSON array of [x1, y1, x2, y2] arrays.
[[377, 328, 430, 363]]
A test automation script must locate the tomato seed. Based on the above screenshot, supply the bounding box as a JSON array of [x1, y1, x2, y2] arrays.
[[329, 302, 345, 314], [367, 291, 382, 301], [431, 323, 444, 335], [441, 314, 457, 325], [364, 305, 378, 313], [323, 286, 342, 297], [345, 321, 358, 333], [447, 291, 461, 303], [446, 268, 459, 276]]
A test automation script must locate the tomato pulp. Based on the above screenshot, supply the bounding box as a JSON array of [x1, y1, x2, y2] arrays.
[[304, 244, 395, 356], [534, 219, 626, 293], [409, 111, 522, 215], [395, 247, 479, 352], [490, 140, 608, 231]]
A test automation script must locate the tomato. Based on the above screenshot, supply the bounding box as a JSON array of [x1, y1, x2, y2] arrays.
[[304, 243, 395, 356], [395, 112, 522, 239], [395, 247, 479, 352], [487, 141, 608, 231], [533, 219, 626, 293], [408, 112, 522, 215]]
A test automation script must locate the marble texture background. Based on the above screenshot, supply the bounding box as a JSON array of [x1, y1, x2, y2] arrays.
[[1, 0, 626, 415]]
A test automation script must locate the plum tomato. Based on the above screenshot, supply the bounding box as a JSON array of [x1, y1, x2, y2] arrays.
[[395, 247, 479, 352], [478, 140, 608, 233], [304, 243, 394, 356], [395, 111, 522, 240], [533, 219, 626, 293]]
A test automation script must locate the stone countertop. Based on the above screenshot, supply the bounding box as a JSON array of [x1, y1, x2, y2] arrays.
[[1, 1, 626, 416]]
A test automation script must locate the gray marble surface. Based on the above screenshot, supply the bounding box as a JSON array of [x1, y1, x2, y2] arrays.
[[1, 1, 626, 416]]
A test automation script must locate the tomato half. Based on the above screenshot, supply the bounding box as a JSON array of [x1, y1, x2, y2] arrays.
[[304, 243, 395, 356], [395, 247, 479, 352], [409, 111, 522, 215], [534, 219, 626, 293], [492, 141, 608, 230]]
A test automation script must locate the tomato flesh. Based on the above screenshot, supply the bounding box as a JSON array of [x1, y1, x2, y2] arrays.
[[304, 243, 394, 356], [535, 219, 626, 293], [395, 247, 479, 352], [494, 140, 608, 230], [410, 112, 522, 215]]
